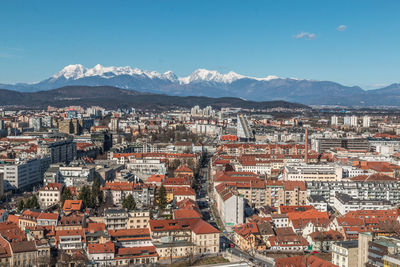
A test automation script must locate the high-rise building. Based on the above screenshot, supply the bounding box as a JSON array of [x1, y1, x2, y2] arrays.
[[358, 232, 373, 267], [110, 117, 120, 132], [344, 115, 358, 127], [0, 158, 49, 191], [43, 116, 53, 128], [37, 139, 76, 164], [29, 117, 42, 131], [59, 119, 83, 135], [331, 115, 338, 125], [363, 115, 371, 128]]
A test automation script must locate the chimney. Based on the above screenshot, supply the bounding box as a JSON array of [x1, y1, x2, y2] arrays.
[[305, 128, 308, 164]]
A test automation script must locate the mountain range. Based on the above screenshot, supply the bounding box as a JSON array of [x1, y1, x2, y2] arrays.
[[1, 64, 400, 106], [0, 86, 308, 110]]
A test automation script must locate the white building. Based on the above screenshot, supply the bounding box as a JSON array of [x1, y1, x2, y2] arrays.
[[363, 115, 371, 128], [331, 115, 339, 126], [271, 214, 289, 228], [58, 230, 86, 251], [87, 242, 115, 266], [284, 163, 342, 182], [333, 193, 393, 215], [38, 183, 63, 208], [344, 115, 358, 127], [0, 157, 48, 191], [126, 158, 166, 179], [214, 183, 244, 226]]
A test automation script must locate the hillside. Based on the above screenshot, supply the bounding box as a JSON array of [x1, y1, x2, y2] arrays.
[[0, 86, 308, 110]]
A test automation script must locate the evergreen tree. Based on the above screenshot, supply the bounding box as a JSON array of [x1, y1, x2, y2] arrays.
[[61, 188, 73, 207], [157, 185, 168, 211], [122, 194, 136, 211], [92, 178, 103, 206], [78, 185, 94, 208], [25, 195, 39, 209], [17, 199, 24, 212]]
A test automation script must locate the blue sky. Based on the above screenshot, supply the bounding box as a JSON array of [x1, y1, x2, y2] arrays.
[[0, 0, 399, 89]]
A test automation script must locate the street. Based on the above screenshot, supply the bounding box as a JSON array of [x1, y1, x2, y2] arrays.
[[195, 156, 274, 267]]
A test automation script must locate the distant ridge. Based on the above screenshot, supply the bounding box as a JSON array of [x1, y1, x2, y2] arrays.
[[0, 85, 309, 110], [2, 64, 400, 106]]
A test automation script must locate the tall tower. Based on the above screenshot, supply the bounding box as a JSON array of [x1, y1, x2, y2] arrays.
[[304, 128, 308, 164]]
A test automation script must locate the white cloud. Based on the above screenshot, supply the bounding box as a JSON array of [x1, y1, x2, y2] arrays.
[[337, 25, 347, 31], [293, 32, 316, 40]]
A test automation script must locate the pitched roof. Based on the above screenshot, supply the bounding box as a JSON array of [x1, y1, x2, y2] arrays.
[[171, 187, 196, 196], [38, 212, 59, 221], [88, 242, 115, 254], [173, 209, 202, 220], [275, 255, 338, 267], [86, 222, 106, 233], [115, 246, 157, 258], [284, 181, 306, 191], [101, 181, 134, 191], [149, 218, 219, 234], [108, 228, 150, 238], [350, 173, 397, 182], [10, 240, 36, 253], [62, 200, 83, 212], [175, 165, 193, 173], [39, 183, 63, 191]]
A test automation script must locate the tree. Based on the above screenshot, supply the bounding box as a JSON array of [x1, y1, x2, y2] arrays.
[[78, 185, 94, 208], [122, 194, 136, 211], [92, 178, 103, 206], [61, 188, 73, 207], [17, 199, 24, 212], [156, 185, 168, 211], [25, 195, 40, 209]]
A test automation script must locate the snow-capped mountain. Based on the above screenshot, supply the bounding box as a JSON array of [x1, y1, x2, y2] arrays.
[[51, 64, 178, 81], [49, 64, 279, 84], [3, 63, 397, 106]]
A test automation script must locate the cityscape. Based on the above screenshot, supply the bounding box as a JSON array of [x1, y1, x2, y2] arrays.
[[1, 1, 400, 267]]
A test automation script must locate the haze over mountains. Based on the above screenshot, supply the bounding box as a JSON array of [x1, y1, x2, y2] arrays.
[[0, 86, 308, 110], [1, 64, 400, 106]]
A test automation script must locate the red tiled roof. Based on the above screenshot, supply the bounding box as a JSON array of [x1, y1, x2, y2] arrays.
[[149, 218, 219, 234], [62, 200, 83, 212], [101, 181, 134, 191], [115, 246, 157, 258], [88, 242, 115, 254], [86, 222, 106, 233], [170, 187, 195, 196], [275, 255, 337, 267], [350, 173, 397, 182], [55, 229, 85, 242], [148, 174, 165, 183], [173, 209, 202, 220], [39, 183, 63, 192], [0, 222, 26, 242], [108, 228, 150, 238], [162, 177, 191, 186], [175, 165, 193, 173], [38, 212, 58, 221], [284, 181, 306, 191]]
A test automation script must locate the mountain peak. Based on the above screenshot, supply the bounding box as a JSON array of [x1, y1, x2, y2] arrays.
[[179, 68, 246, 84], [50, 64, 280, 84], [52, 64, 86, 80]]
